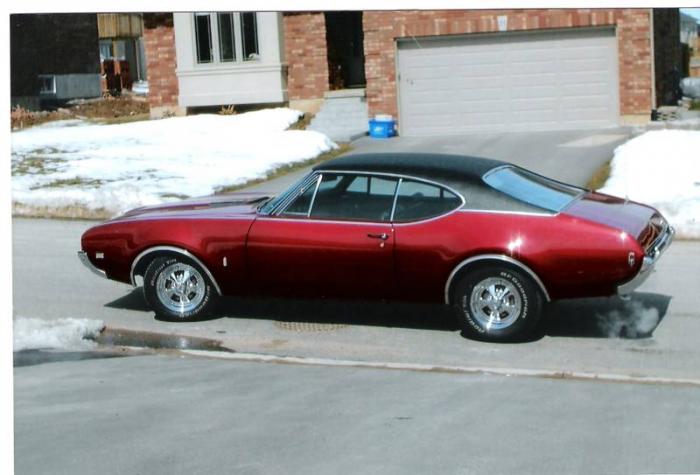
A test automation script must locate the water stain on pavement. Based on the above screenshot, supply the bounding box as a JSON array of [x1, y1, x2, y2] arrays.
[[14, 328, 233, 368], [94, 328, 234, 353], [13, 349, 132, 367]]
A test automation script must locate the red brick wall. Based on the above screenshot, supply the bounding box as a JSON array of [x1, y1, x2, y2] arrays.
[[143, 13, 178, 109], [283, 13, 330, 100], [363, 9, 653, 119]]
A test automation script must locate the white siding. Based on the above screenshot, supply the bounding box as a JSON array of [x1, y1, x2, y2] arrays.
[[174, 12, 286, 107]]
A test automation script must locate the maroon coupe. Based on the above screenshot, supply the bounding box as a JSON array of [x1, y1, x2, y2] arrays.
[[78, 153, 673, 341]]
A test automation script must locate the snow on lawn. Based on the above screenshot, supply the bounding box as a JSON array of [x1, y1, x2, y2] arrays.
[[13, 317, 105, 351], [600, 129, 700, 238], [11, 108, 336, 216]]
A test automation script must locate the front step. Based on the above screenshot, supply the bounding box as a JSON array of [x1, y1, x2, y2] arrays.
[[308, 89, 368, 143]]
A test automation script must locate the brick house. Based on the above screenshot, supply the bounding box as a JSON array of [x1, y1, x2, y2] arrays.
[[143, 9, 681, 136]]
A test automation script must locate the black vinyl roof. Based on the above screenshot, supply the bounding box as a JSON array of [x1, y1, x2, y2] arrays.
[[314, 153, 507, 184]]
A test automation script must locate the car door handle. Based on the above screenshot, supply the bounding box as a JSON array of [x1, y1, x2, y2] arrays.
[[367, 233, 389, 241]]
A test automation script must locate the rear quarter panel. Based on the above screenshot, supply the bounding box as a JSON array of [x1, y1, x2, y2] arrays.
[[394, 210, 640, 302]]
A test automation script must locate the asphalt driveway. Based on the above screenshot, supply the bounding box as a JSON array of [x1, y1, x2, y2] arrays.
[[350, 127, 632, 186], [246, 127, 631, 194]]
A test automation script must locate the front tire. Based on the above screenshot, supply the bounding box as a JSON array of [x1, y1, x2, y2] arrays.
[[143, 256, 216, 321], [453, 266, 543, 342]]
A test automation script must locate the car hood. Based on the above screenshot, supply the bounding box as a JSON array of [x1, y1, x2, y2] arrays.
[[564, 191, 659, 240], [114, 192, 271, 220]]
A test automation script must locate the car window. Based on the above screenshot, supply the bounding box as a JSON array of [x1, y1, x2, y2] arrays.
[[279, 176, 319, 217], [310, 173, 398, 222], [483, 166, 583, 213], [393, 179, 463, 222]]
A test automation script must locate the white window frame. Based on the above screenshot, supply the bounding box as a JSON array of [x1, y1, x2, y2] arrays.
[[38, 75, 56, 95], [192, 12, 259, 66]]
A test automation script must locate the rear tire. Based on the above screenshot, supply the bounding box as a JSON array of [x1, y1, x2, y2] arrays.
[[143, 256, 216, 321], [453, 265, 542, 342]]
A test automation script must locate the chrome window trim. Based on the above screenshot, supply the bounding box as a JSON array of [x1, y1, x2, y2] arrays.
[[444, 254, 551, 304], [130, 245, 222, 295], [457, 209, 556, 218], [306, 173, 323, 218], [255, 216, 394, 227], [269, 173, 320, 216], [318, 169, 466, 205], [390, 178, 403, 221], [307, 169, 466, 224]]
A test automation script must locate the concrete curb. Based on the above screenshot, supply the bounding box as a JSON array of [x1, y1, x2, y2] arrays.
[[179, 349, 700, 388]]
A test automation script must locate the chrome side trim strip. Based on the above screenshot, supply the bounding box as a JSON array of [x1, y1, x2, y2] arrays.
[[77, 251, 107, 279], [444, 254, 551, 304], [129, 246, 222, 295]]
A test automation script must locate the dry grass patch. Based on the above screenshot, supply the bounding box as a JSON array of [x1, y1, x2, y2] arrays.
[[12, 202, 112, 221], [586, 161, 611, 190]]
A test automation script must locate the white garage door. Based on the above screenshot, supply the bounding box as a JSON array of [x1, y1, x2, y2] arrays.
[[397, 28, 619, 136]]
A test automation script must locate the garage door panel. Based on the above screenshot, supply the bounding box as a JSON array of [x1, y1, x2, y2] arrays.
[[398, 28, 619, 136]]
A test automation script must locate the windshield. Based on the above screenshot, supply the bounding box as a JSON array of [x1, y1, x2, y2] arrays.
[[483, 166, 583, 213]]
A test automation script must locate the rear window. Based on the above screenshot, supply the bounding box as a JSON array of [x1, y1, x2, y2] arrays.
[[483, 167, 582, 213]]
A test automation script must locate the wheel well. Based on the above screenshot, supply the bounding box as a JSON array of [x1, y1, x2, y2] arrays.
[[130, 246, 222, 295], [131, 249, 181, 282], [445, 256, 550, 305]]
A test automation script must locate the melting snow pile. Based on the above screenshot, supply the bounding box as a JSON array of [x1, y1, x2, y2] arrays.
[[600, 130, 700, 238], [13, 317, 105, 351], [11, 108, 336, 216]]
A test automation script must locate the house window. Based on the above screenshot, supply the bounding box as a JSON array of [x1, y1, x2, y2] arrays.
[[38, 75, 56, 95], [193, 12, 260, 65], [217, 13, 236, 62], [241, 12, 259, 60], [194, 13, 213, 63]]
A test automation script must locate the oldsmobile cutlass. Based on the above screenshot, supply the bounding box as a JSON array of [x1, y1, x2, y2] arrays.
[[79, 153, 673, 341]]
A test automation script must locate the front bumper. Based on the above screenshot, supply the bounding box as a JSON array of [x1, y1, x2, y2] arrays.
[[77, 251, 107, 279], [618, 225, 674, 295]]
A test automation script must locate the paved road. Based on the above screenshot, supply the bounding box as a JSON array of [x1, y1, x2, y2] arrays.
[[244, 128, 631, 194], [13, 352, 700, 475], [12, 217, 700, 381]]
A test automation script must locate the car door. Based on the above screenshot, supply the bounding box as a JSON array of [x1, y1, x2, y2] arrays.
[[246, 172, 398, 299], [391, 178, 466, 302]]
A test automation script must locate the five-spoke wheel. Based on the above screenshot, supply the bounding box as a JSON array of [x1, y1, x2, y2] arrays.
[[144, 256, 215, 321], [453, 266, 542, 341]]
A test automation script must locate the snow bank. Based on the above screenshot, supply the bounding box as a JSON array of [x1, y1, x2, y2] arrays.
[[600, 130, 700, 238], [11, 108, 336, 216], [13, 317, 105, 351]]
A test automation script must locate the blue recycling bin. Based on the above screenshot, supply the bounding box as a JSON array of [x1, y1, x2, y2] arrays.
[[368, 118, 396, 139]]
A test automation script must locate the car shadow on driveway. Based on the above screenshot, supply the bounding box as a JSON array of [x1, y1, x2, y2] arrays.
[[105, 289, 671, 341]]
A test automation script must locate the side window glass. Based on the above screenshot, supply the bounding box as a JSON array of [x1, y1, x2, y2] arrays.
[[279, 177, 319, 217], [311, 174, 398, 222], [393, 180, 462, 222], [346, 175, 368, 193]]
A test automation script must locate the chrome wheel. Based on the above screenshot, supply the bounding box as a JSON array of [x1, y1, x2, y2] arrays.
[[155, 262, 206, 315], [468, 277, 522, 330]]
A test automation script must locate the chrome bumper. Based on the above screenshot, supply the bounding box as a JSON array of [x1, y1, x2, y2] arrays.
[[77, 251, 107, 278], [618, 225, 674, 295]]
